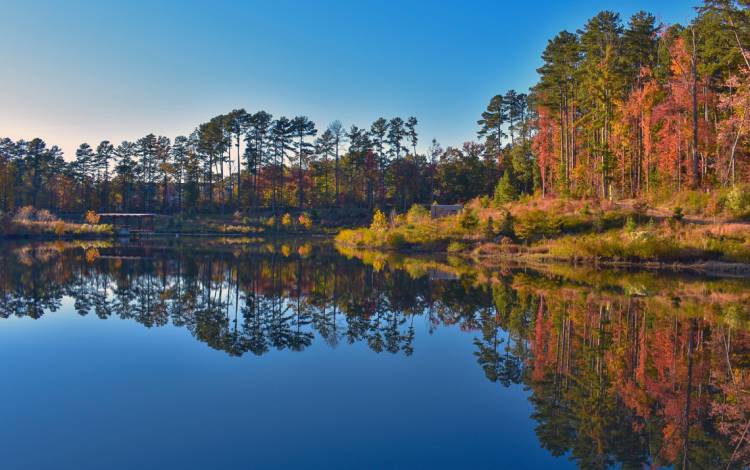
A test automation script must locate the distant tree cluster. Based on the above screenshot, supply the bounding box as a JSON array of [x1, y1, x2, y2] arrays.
[[0, 112, 497, 214]]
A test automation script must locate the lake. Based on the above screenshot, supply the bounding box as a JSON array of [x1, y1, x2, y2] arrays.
[[2, 239, 750, 469]]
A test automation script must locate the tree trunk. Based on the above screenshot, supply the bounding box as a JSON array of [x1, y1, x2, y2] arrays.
[[691, 28, 700, 189], [237, 133, 242, 209], [335, 138, 340, 207]]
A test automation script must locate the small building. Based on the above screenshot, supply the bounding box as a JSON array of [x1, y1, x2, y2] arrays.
[[98, 213, 157, 237], [430, 204, 463, 219]]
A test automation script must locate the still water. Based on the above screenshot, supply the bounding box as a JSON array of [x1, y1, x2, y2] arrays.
[[2, 239, 750, 469]]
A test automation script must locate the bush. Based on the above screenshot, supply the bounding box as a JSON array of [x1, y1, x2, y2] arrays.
[[625, 215, 637, 233], [406, 204, 430, 225], [298, 212, 313, 230], [281, 213, 293, 227], [447, 241, 466, 253], [726, 185, 750, 217], [484, 217, 495, 240], [592, 211, 605, 233], [672, 206, 684, 222], [36, 209, 58, 222], [459, 208, 479, 230], [85, 210, 100, 225], [579, 202, 591, 216], [265, 216, 276, 228], [370, 209, 388, 232], [386, 231, 407, 249], [514, 210, 561, 241], [54, 221, 66, 236], [14, 206, 35, 222], [493, 173, 518, 206], [497, 211, 515, 238], [633, 200, 648, 222]]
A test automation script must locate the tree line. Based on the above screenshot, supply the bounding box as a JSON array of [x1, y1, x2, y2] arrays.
[[0, 112, 497, 214], [0, 113, 420, 214]]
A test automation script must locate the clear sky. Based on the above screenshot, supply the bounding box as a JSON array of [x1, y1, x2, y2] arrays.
[[1, 0, 697, 158]]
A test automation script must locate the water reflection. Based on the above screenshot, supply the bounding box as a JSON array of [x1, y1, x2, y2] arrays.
[[3, 240, 750, 469]]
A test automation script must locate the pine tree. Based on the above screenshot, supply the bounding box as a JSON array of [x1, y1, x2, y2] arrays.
[[94, 140, 114, 211], [478, 95, 507, 157], [328, 120, 344, 207], [405, 116, 418, 155], [74, 143, 95, 209], [494, 172, 518, 205], [291, 116, 317, 208]]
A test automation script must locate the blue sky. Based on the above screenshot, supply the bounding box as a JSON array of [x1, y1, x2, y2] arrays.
[[1, 0, 696, 158]]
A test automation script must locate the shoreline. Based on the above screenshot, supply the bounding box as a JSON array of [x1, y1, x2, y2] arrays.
[[335, 239, 750, 278]]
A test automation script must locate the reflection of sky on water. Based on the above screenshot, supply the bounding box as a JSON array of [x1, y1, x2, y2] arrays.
[[1, 298, 564, 469]]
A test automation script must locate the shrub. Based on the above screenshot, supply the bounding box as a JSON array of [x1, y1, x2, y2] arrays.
[[514, 210, 560, 241], [36, 209, 58, 222], [459, 208, 479, 230], [14, 206, 35, 222], [681, 191, 710, 215], [493, 173, 518, 206], [672, 206, 684, 222], [633, 200, 648, 222], [281, 244, 292, 257], [406, 204, 430, 225], [497, 211, 515, 238], [297, 243, 312, 257], [85, 247, 100, 263], [85, 210, 100, 225], [298, 212, 313, 230], [370, 209, 388, 232], [386, 232, 407, 249], [479, 196, 491, 208], [592, 211, 605, 233], [625, 215, 637, 233], [557, 213, 590, 233], [54, 221, 66, 236], [389, 209, 398, 227], [484, 217, 495, 240], [281, 213, 293, 227], [265, 216, 276, 228], [726, 185, 750, 217], [447, 241, 466, 252], [579, 202, 591, 216]]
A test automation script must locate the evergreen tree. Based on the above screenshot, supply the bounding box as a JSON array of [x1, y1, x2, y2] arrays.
[[387, 117, 405, 160], [94, 140, 114, 211], [114, 141, 137, 211], [291, 116, 317, 208], [328, 120, 344, 207], [478, 95, 508, 157], [74, 143, 95, 209], [405, 116, 418, 155], [494, 172, 518, 205]]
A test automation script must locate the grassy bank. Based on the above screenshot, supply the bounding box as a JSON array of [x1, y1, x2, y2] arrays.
[[336, 191, 750, 268], [1, 206, 367, 239], [0, 208, 113, 239]]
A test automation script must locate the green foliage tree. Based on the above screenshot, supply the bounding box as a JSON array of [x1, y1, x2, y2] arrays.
[[494, 172, 518, 205]]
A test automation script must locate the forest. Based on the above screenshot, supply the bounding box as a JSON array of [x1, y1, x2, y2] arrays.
[[2, 1, 750, 218]]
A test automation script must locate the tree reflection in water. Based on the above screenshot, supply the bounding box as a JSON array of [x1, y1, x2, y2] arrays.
[[3, 240, 750, 469]]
